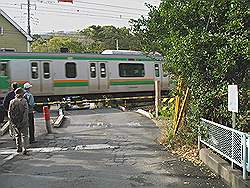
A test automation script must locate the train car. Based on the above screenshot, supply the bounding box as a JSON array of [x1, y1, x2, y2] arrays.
[[0, 50, 169, 103]]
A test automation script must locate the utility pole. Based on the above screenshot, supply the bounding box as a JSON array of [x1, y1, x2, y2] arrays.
[[21, 0, 36, 36], [27, 0, 31, 36]]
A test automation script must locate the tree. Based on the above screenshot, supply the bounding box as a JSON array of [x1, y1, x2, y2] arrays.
[[132, 0, 249, 135], [32, 36, 85, 53], [32, 25, 142, 53], [81, 25, 142, 51]]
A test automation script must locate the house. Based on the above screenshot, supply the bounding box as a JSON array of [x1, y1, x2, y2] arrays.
[[0, 9, 32, 52]]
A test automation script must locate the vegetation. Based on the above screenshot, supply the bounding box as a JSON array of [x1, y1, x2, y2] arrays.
[[31, 25, 141, 53], [131, 0, 249, 144]]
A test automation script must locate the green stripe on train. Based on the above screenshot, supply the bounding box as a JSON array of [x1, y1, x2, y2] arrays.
[[111, 80, 154, 86], [0, 56, 154, 61], [54, 82, 89, 87], [0, 76, 9, 90]]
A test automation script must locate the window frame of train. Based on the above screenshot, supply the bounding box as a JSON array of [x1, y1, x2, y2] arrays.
[[0, 61, 8, 76], [0, 61, 9, 92], [154, 64, 160, 77], [119, 63, 145, 77], [43, 62, 50, 79], [90, 63, 96, 78], [100, 63, 106, 78], [31, 62, 39, 79], [65, 62, 77, 78]]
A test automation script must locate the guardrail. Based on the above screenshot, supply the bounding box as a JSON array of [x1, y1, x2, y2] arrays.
[[198, 118, 250, 180]]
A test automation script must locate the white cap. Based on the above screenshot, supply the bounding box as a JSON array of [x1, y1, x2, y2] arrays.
[[23, 82, 32, 89]]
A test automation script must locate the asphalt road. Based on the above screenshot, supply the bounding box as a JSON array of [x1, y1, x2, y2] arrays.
[[0, 108, 228, 188]]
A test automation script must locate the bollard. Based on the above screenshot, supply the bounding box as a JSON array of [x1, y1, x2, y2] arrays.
[[155, 80, 161, 118], [43, 106, 52, 134]]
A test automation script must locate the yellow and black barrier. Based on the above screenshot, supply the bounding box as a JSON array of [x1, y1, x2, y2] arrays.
[[35, 95, 156, 106]]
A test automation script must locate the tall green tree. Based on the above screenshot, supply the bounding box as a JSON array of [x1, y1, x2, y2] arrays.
[[132, 0, 249, 134], [81, 25, 142, 51]]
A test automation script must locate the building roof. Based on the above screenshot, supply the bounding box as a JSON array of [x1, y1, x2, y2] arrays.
[[0, 9, 32, 41]]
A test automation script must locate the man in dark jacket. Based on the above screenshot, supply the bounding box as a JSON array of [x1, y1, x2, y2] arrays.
[[23, 82, 36, 144], [3, 82, 18, 138]]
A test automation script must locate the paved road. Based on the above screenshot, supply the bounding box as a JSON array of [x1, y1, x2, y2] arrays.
[[0, 108, 228, 188]]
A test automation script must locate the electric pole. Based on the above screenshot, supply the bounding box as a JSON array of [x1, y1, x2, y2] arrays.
[[21, 0, 35, 36], [27, 0, 31, 36]]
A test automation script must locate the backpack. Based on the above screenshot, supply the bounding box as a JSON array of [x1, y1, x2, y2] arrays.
[[9, 99, 25, 127]]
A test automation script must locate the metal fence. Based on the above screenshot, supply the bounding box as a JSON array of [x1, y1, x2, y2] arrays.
[[198, 118, 250, 180]]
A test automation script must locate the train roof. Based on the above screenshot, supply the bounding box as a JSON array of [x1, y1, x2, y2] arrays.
[[0, 52, 163, 62]]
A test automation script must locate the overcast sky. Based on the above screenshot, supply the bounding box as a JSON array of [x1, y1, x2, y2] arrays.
[[0, 0, 161, 34]]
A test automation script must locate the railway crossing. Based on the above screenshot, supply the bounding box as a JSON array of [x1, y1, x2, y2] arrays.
[[0, 108, 228, 188]]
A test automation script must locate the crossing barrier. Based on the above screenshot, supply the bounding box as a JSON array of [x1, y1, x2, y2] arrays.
[[35, 95, 156, 106]]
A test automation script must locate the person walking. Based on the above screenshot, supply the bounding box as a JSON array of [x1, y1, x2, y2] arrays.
[[8, 88, 29, 155], [3, 82, 18, 139], [23, 82, 36, 144]]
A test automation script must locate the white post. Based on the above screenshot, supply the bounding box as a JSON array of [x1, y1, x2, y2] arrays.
[[231, 112, 236, 169], [242, 134, 246, 180], [228, 85, 238, 169], [248, 136, 250, 179], [155, 80, 160, 118]]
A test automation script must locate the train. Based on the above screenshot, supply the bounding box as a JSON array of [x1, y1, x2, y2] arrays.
[[0, 50, 170, 105]]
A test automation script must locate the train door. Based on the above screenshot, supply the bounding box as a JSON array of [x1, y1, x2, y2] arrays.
[[88, 62, 109, 92], [29, 61, 53, 94], [30, 61, 41, 94], [41, 61, 53, 94]]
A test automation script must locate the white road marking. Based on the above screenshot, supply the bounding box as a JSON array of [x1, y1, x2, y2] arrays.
[[83, 144, 119, 150], [0, 153, 18, 166], [0, 144, 119, 156]]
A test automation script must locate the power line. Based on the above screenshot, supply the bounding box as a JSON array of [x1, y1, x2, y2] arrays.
[[35, 0, 146, 16], [37, 5, 132, 18], [0, 5, 133, 20], [57, 0, 148, 12]]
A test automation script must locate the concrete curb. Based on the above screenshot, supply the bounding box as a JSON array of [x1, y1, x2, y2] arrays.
[[53, 115, 64, 128], [135, 109, 153, 119], [200, 148, 250, 188], [0, 121, 9, 136]]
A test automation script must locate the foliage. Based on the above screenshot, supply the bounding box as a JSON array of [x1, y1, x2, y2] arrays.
[[80, 25, 142, 51], [32, 25, 142, 53], [132, 0, 249, 143], [32, 36, 85, 53]]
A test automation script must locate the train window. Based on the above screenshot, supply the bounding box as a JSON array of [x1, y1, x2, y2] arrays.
[[31, 62, 38, 79], [100, 63, 106, 78], [65, 62, 77, 78], [43, 63, 50, 79], [119, 63, 145, 77], [0, 62, 8, 76], [90, 63, 96, 78], [155, 64, 160, 77]]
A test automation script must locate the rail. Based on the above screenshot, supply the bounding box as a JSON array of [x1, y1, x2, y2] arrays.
[[198, 118, 250, 180]]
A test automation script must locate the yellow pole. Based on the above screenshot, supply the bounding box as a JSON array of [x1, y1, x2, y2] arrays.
[[173, 79, 182, 132], [173, 87, 189, 135]]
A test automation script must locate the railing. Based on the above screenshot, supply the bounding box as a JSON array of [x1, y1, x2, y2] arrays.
[[198, 118, 250, 180]]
